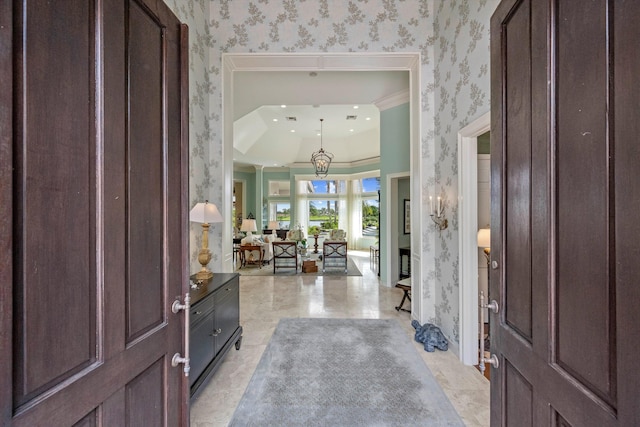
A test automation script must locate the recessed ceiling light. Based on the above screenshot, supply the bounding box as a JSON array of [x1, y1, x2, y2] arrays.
[[317, 132, 321, 136], [281, 105, 286, 108], [366, 117, 371, 121], [350, 129, 354, 132], [353, 105, 359, 109], [290, 129, 295, 133], [273, 118, 278, 122]]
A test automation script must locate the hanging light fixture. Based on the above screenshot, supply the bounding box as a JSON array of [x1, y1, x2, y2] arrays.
[[310, 118, 333, 178]]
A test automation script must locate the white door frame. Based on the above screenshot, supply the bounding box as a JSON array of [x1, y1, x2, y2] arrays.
[[457, 111, 490, 366]]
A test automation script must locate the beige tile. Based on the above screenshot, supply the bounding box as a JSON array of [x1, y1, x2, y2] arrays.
[[190, 251, 490, 426]]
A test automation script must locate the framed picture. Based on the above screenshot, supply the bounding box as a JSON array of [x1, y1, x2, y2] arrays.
[[404, 199, 411, 234]]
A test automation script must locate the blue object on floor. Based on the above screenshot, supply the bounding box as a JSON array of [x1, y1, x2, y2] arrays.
[[411, 320, 449, 352]]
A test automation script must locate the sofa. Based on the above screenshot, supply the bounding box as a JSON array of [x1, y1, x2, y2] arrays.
[[240, 233, 280, 264], [328, 229, 346, 241], [285, 229, 305, 242]]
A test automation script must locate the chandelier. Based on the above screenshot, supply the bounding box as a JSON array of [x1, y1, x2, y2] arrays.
[[310, 118, 333, 178]]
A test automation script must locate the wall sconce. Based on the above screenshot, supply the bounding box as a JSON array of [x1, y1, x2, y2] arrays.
[[429, 195, 448, 231], [190, 200, 223, 281]]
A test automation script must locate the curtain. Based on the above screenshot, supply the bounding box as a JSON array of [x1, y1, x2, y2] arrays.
[[347, 179, 362, 249], [269, 203, 277, 222], [295, 179, 309, 235]]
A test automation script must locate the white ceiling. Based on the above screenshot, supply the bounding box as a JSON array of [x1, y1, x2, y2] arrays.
[[232, 71, 410, 169]]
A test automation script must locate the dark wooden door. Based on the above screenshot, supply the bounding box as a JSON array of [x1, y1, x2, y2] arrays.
[[490, 0, 640, 425], [0, 0, 189, 425]]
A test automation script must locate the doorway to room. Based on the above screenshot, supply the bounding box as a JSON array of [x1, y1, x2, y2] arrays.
[[457, 112, 491, 378], [222, 53, 422, 294]]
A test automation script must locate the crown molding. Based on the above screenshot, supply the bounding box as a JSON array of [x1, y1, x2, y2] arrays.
[[374, 89, 410, 111]]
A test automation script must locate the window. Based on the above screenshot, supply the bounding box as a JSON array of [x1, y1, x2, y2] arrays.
[[303, 180, 345, 234], [268, 180, 290, 196], [309, 180, 340, 194], [309, 199, 339, 231], [295, 176, 379, 248], [269, 202, 291, 229], [361, 178, 380, 236]]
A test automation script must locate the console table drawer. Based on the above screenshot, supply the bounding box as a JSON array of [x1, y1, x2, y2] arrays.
[[189, 309, 215, 386], [215, 284, 239, 352]]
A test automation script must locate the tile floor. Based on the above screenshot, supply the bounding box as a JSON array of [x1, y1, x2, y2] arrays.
[[190, 251, 490, 426]]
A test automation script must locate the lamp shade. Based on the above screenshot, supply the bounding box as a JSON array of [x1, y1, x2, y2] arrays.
[[268, 221, 279, 230], [190, 201, 223, 224], [240, 219, 257, 233], [477, 228, 491, 248]]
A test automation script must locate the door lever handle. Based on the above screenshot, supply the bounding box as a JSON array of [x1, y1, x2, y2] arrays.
[[171, 293, 191, 377], [480, 353, 499, 369], [478, 291, 499, 374], [481, 299, 499, 314]]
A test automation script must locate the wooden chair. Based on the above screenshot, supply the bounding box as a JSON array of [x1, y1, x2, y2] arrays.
[[395, 277, 411, 313], [322, 241, 347, 273], [272, 241, 298, 273]]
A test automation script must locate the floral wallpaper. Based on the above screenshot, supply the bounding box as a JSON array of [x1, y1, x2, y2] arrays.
[[432, 0, 499, 346], [167, 0, 499, 353], [166, 0, 218, 273]]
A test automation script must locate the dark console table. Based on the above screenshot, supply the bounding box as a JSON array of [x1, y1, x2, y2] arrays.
[[263, 229, 288, 240], [189, 273, 242, 399]]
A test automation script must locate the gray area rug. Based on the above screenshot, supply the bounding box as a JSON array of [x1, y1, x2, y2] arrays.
[[237, 257, 362, 277], [228, 318, 464, 427]]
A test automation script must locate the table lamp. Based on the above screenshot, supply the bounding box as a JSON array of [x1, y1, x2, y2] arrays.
[[190, 201, 223, 280], [240, 218, 257, 239], [268, 220, 279, 236], [477, 228, 491, 264]]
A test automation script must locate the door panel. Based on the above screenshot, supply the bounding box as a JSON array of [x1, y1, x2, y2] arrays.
[[503, 0, 533, 341], [127, 0, 165, 342], [14, 0, 97, 407], [1, 0, 188, 425], [73, 412, 97, 427], [555, 0, 613, 404], [491, 0, 640, 425], [614, 0, 640, 422], [215, 284, 240, 353], [126, 359, 164, 426], [504, 361, 532, 426]]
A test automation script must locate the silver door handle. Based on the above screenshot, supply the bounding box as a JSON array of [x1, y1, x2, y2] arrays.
[[480, 353, 499, 369], [481, 299, 499, 314], [171, 293, 191, 377], [478, 291, 499, 374], [210, 328, 222, 337]]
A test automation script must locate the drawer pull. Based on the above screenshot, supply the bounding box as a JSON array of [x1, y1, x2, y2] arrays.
[[210, 328, 222, 337], [193, 310, 202, 315]]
